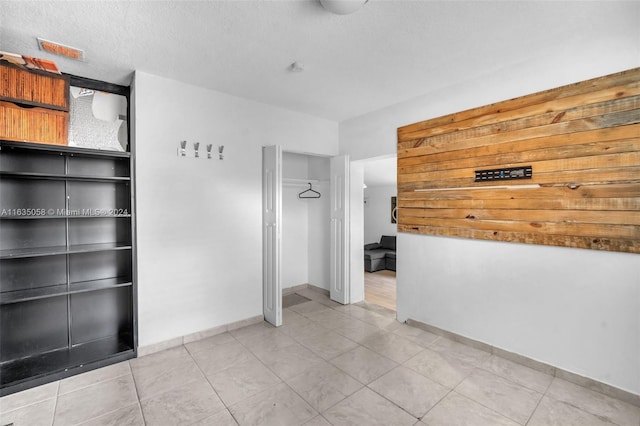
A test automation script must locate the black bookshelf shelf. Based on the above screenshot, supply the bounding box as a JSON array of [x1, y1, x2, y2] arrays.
[[0, 335, 134, 390], [0, 215, 132, 220], [0, 277, 133, 305], [0, 171, 131, 182], [0, 242, 132, 259]]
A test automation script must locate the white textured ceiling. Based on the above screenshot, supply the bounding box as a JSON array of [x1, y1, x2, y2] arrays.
[[0, 1, 638, 122]]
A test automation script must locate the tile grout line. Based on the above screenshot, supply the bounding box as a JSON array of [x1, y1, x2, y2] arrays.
[[418, 386, 455, 423], [408, 318, 640, 408], [184, 342, 240, 426], [321, 312, 405, 368], [320, 301, 634, 425], [282, 338, 370, 415], [474, 359, 553, 395], [0, 381, 60, 422], [316, 303, 425, 420], [538, 385, 628, 426], [57, 371, 132, 397], [68, 371, 143, 426], [272, 299, 402, 420], [363, 381, 422, 423], [73, 402, 142, 426], [326, 347, 392, 388], [451, 366, 530, 426], [526, 362, 557, 425], [223, 328, 313, 419], [273, 373, 325, 419], [523, 390, 546, 426], [188, 331, 258, 420], [366, 303, 636, 425], [128, 360, 150, 426], [530, 369, 556, 423], [50, 381, 60, 426]]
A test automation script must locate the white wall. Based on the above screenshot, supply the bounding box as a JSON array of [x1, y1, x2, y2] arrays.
[[399, 235, 639, 394], [339, 46, 640, 392], [133, 71, 337, 347], [307, 156, 331, 290], [364, 185, 397, 245], [282, 153, 310, 289], [340, 45, 640, 162], [282, 185, 309, 289]]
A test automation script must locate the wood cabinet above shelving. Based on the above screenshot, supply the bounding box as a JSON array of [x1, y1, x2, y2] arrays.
[[0, 62, 69, 111], [0, 62, 70, 146]]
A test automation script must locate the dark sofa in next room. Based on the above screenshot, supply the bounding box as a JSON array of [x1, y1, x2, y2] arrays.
[[364, 235, 396, 272]]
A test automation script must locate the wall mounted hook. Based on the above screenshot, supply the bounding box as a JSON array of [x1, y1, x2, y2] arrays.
[[194, 142, 200, 158], [179, 140, 187, 157], [218, 145, 224, 160]]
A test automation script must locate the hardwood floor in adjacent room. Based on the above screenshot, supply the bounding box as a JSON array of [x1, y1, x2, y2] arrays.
[[364, 270, 396, 311]]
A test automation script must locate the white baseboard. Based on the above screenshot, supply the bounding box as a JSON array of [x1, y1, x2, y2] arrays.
[[407, 318, 640, 408], [283, 283, 330, 297], [138, 314, 264, 357]]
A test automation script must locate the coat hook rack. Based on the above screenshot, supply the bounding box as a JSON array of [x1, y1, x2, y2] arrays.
[[298, 182, 321, 199], [177, 140, 225, 160]]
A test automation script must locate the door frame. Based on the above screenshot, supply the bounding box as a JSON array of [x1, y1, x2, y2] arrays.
[[262, 147, 355, 325]]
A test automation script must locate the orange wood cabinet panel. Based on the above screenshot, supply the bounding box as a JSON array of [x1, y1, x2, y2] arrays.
[[397, 67, 640, 254], [0, 62, 69, 110], [0, 62, 69, 145], [0, 101, 68, 146]]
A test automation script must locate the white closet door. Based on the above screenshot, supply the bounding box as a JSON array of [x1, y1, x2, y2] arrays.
[[330, 155, 350, 304], [262, 145, 282, 326]]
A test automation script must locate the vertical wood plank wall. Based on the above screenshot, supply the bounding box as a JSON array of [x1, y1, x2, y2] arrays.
[[397, 68, 640, 254]]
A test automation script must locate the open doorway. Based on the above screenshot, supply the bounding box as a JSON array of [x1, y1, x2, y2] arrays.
[[361, 156, 397, 311]]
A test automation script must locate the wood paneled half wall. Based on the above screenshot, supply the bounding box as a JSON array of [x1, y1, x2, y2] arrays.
[[397, 68, 640, 254]]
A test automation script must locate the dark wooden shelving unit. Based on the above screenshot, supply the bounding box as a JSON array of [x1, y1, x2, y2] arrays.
[[0, 241, 134, 259], [0, 171, 131, 182], [0, 79, 137, 395], [1, 276, 133, 305]]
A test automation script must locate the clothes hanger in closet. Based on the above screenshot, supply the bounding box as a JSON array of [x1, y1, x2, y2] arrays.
[[298, 183, 321, 199]]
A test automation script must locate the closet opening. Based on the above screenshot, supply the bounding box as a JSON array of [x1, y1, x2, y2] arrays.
[[281, 151, 332, 310]]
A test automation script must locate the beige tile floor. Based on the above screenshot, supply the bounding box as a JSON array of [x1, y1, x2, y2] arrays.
[[2, 289, 639, 426]]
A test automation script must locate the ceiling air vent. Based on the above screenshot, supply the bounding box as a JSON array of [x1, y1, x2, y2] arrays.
[[37, 37, 84, 61]]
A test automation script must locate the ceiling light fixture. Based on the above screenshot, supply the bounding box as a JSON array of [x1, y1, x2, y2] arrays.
[[320, 0, 368, 15], [289, 61, 305, 72]]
